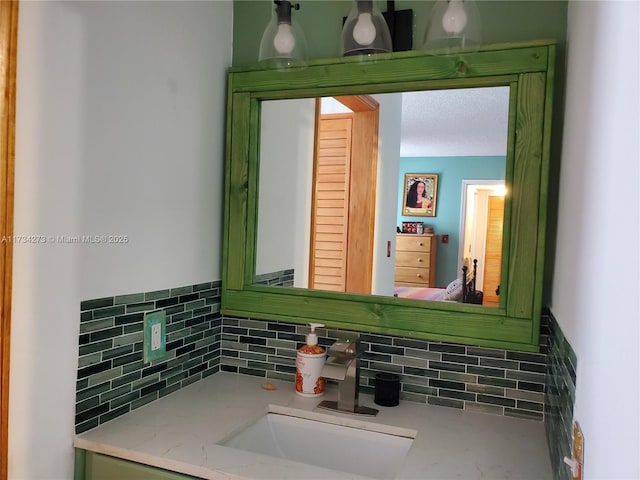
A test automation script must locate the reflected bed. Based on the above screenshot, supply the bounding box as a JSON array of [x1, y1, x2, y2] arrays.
[[393, 259, 485, 305]]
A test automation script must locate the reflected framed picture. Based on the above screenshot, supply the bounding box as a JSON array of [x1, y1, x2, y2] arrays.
[[402, 173, 438, 217]]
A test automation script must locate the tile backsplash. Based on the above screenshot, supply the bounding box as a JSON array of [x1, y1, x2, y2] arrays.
[[75, 284, 576, 451], [544, 310, 578, 480], [220, 317, 548, 421], [75, 282, 222, 434]]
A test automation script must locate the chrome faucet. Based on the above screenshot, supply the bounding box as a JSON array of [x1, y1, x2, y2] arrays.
[[318, 336, 378, 416]]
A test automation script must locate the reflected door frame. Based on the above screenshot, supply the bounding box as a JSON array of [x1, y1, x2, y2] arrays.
[[309, 95, 379, 294], [458, 180, 505, 294]]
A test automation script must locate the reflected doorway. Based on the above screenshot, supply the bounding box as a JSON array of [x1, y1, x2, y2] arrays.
[[459, 181, 505, 306], [309, 96, 380, 294]]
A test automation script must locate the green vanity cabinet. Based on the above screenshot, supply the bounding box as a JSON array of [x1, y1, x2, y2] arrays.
[[75, 450, 202, 480], [222, 40, 556, 352]]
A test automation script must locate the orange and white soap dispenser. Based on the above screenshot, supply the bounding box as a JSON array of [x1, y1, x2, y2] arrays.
[[295, 323, 326, 397]]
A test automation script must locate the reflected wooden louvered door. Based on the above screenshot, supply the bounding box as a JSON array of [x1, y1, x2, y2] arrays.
[[483, 195, 504, 306], [309, 115, 353, 292]]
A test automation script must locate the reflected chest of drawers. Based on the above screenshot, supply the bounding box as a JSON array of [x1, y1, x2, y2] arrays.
[[394, 234, 438, 287]]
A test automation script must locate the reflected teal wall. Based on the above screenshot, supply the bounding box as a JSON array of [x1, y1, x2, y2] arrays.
[[398, 156, 505, 287]]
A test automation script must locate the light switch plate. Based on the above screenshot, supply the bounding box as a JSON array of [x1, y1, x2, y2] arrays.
[[143, 310, 166, 363]]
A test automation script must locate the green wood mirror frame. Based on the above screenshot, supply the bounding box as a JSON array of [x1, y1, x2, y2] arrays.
[[222, 40, 555, 352]]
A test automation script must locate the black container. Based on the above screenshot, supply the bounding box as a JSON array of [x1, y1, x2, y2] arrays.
[[374, 372, 400, 406]]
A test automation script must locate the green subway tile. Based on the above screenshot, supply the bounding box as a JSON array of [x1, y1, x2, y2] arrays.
[[166, 371, 188, 386], [112, 331, 144, 347], [171, 311, 193, 323], [505, 388, 544, 403], [76, 395, 100, 414], [480, 357, 519, 370], [80, 317, 115, 334], [239, 351, 267, 362], [438, 389, 475, 402], [399, 374, 430, 387], [112, 371, 141, 388], [102, 345, 134, 361], [478, 376, 517, 389], [403, 384, 437, 396], [467, 366, 505, 378], [111, 391, 141, 409], [403, 348, 440, 361], [467, 383, 505, 396], [92, 305, 126, 320], [132, 375, 160, 391], [506, 351, 546, 364], [198, 288, 218, 298], [78, 352, 102, 368], [76, 381, 111, 402], [88, 366, 123, 387], [100, 384, 132, 403], [79, 340, 113, 356], [144, 289, 170, 301], [170, 286, 193, 296], [392, 356, 429, 368], [239, 319, 268, 329], [185, 299, 206, 311], [477, 394, 516, 408], [506, 370, 545, 384], [467, 346, 505, 359], [159, 383, 182, 398], [440, 371, 477, 383], [399, 391, 427, 403], [89, 326, 124, 342], [115, 293, 145, 305], [429, 361, 466, 373], [99, 404, 130, 426], [81, 311, 93, 322], [81, 297, 114, 311], [126, 302, 156, 313], [193, 282, 213, 292], [130, 392, 158, 411], [164, 305, 185, 316]]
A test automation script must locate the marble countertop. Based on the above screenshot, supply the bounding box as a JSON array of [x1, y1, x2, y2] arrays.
[[74, 372, 552, 479]]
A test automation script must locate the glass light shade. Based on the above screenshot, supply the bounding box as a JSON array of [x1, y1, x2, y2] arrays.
[[424, 0, 482, 53], [259, 1, 307, 69], [341, 0, 392, 57]]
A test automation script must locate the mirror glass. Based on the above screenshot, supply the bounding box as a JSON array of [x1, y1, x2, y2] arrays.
[[255, 86, 510, 308]]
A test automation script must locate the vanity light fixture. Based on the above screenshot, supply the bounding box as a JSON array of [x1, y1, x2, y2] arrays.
[[259, 0, 307, 69], [341, 0, 393, 56], [424, 0, 482, 53]]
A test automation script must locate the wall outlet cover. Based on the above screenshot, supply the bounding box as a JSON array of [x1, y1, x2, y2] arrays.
[[143, 310, 166, 363]]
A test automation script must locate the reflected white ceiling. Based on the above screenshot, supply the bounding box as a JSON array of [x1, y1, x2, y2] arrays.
[[322, 87, 510, 158], [400, 87, 510, 157]]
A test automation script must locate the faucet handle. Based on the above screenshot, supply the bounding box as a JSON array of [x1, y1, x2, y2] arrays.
[[328, 335, 363, 358]]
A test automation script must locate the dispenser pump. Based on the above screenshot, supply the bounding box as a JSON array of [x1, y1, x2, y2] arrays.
[[306, 323, 324, 346]]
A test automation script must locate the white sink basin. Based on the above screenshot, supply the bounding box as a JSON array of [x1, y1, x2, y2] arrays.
[[220, 411, 415, 480]]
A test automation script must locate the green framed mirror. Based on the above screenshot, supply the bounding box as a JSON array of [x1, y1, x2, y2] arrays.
[[222, 40, 555, 352]]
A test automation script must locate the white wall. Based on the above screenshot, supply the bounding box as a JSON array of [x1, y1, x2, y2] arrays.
[[257, 98, 315, 284], [9, 1, 232, 478], [552, 1, 639, 478], [372, 93, 402, 296]]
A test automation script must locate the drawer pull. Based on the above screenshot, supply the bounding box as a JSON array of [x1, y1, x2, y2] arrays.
[[417, 258, 423, 262], [418, 242, 423, 246], [416, 274, 423, 278]]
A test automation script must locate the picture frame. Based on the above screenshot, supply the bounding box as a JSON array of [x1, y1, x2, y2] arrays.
[[402, 173, 438, 217]]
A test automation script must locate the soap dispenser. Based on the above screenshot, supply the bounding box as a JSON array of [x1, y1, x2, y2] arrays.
[[295, 323, 326, 397]]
